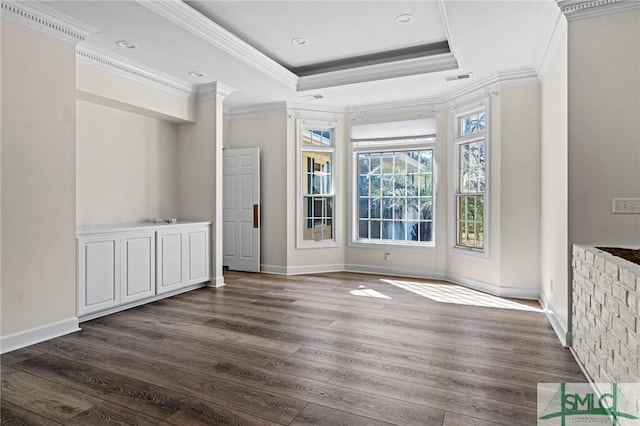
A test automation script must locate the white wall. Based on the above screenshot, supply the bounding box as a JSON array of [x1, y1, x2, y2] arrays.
[[1, 19, 77, 336], [76, 100, 179, 225], [226, 109, 288, 269], [568, 9, 640, 246], [76, 62, 195, 123], [499, 84, 542, 291], [541, 28, 569, 343]]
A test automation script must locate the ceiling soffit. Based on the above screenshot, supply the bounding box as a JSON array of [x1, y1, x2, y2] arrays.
[[139, 0, 458, 92]]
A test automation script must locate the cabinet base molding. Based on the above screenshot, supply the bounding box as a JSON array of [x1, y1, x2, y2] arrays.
[[78, 282, 208, 323], [1, 317, 80, 354]]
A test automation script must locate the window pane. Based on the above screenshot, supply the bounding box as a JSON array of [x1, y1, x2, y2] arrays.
[[359, 198, 369, 219], [302, 196, 334, 241], [357, 148, 434, 244], [302, 151, 332, 195], [303, 129, 332, 146], [456, 194, 484, 249], [359, 220, 369, 239], [381, 221, 392, 239], [381, 176, 394, 196], [382, 152, 394, 171], [371, 220, 381, 238], [358, 154, 370, 174], [370, 197, 381, 219], [382, 198, 393, 219], [370, 153, 381, 172], [358, 175, 369, 196], [394, 152, 406, 174]]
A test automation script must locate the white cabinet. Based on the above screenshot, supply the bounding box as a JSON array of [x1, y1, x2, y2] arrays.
[[187, 226, 210, 286], [156, 229, 185, 294], [77, 222, 210, 320], [121, 231, 155, 304], [77, 233, 121, 317], [157, 224, 210, 294]]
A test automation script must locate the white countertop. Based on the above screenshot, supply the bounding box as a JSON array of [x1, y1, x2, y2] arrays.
[[77, 220, 211, 236]]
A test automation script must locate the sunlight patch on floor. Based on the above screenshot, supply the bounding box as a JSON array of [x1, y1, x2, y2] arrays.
[[381, 279, 541, 312], [350, 285, 392, 299]]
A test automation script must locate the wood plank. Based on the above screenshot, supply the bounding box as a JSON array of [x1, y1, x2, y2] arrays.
[[77, 319, 338, 382], [67, 401, 174, 426], [36, 338, 307, 424], [0, 400, 64, 426], [290, 403, 395, 426], [210, 360, 446, 425], [291, 346, 526, 405], [1, 369, 102, 422], [329, 368, 535, 425], [1, 271, 585, 426]]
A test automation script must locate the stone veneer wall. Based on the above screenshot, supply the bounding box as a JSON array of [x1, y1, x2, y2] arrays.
[[572, 245, 640, 383]]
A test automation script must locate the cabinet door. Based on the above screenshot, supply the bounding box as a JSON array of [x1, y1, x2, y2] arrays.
[[186, 225, 210, 286], [77, 234, 121, 316], [121, 231, 156, 304], [156, 229, 185, 294]]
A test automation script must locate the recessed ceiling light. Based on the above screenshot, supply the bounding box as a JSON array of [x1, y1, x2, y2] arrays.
[[189, 71, 205, 78], [116, 40, 138, 49], [396, 13, 413, 24], [291, 37, 307, 45]]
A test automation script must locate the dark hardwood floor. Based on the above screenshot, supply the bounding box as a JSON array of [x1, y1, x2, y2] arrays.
[[1, 271, 585, 425]]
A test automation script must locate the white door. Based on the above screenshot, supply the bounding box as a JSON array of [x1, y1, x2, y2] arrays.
[[223, 148, 260, 272]]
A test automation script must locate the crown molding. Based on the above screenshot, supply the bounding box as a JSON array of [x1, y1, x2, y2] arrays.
[[495, 67, 540, 87], [285, 102, 345, 115], [345, 97, 444, 116], [226, 100, 345, 117], [557, 0, 640, 21], [197, 81, 237, 100], [532, 2, 567, 78], [136, 0, 298, 91], [225, 101, 286, 117], [444, 67, 539, 105], [1, 0, 99, 44], [343, 68, 539, 116], [76, 45, 196, 97], [297, 53, 459, 92]]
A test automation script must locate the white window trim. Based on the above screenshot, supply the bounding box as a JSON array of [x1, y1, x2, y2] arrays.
[[349, 121, 439, 249], [296, 119, 340, 249], [449, 100, 490, 260]]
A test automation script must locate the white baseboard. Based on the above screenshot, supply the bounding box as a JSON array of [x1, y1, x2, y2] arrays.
[[260, 264, 344, 275], [345, 263, 446, 281], [1, 317, 80, 354], [208, 276, 225, 287], [260, 264, 288, 275], [285, 264, 345, 275], [445, 273, 540, 300], [539, 290, 571, 347]]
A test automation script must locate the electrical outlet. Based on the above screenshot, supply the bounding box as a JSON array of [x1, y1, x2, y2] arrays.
[[385, 252, 392, 261], [612, 198, 640, 214]]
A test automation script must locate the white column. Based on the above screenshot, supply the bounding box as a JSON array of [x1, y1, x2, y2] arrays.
[[178, 82, 236, 287]]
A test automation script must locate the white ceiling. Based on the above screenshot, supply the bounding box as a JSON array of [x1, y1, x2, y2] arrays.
[[44, 0, 561, 110], [185, 1, 449, 68]]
